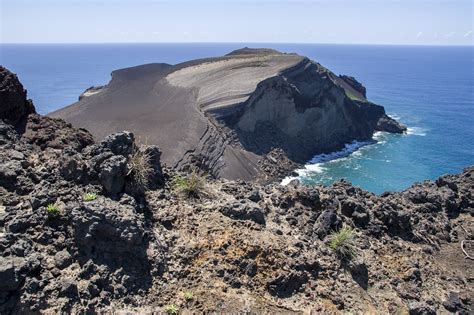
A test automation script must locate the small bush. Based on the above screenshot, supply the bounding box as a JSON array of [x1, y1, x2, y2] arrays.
[[329, 225, 356, 260], [46, 203, 59, 216], [164, 304, 179, 314], [172, 170, 208, 199], [183, 291, 194, 301], [83, 192, 97, 202], [127, 146, 153, 191]]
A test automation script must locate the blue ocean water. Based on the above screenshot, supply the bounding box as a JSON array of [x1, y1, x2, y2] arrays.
[[1, 43, 473, 193]]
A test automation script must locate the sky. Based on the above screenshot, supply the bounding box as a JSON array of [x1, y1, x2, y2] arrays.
[[1, 0, 473, 45]]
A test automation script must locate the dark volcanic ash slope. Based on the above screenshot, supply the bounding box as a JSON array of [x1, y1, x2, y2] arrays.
[[1, 66, 473, 314], [50, 48, 405, 182]]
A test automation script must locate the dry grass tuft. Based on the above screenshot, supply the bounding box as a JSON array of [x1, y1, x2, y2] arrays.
[[127, 145, 153, 191], [172, 170, 209, 199], [329, 225, 356, 260]]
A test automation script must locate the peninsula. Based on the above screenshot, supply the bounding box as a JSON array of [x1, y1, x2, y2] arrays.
[[50, 48, 405, 181]]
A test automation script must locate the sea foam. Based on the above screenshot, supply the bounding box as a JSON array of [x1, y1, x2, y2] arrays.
[[281, 139, 375, 186], [406, 127, 428, 136]]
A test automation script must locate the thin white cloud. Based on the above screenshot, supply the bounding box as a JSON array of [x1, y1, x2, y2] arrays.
[[444, 32, 455, 38], [464, 30, 473, 37], [416, 31, 423, 38]]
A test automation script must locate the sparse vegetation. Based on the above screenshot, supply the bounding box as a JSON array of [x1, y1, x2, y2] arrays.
[[46, 203, 59, 216], [344, 89, 365, 102], [127, 145, 153, 190], [172, 170, 208, 198], [329, 225, 356, 259], [164, 304, 179, 314], [183, 291, 194, 301], [83, 192, 97, 202]]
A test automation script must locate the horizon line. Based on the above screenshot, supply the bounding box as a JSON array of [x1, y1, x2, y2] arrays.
[[1, 41, 473, 47]]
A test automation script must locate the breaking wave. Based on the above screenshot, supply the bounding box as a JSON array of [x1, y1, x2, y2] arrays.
[[406, 126, 428, 136], [306, 139, 375, 164], [281, 139, 376, 185], [281, 116, 428, 186]]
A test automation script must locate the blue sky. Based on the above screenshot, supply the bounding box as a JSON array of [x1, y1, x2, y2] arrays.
[[1, 0, 473, 45]]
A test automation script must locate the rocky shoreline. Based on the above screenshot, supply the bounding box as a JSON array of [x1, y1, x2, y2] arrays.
[[1, 66, 473, 314]]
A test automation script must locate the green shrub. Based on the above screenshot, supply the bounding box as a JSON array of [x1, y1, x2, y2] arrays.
[[83, 192, 97, 202], [183, 291, 194, 301], [127, 146, 153, 191], [172, 170, 207, 199], [46, 203, 59, 216], [164, 304, 179, 314], [329, 225, 356, 260]]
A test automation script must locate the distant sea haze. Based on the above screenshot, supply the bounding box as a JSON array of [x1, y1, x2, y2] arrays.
[[1, 43, 473, 193]]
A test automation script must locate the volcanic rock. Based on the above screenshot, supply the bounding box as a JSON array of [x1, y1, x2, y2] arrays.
[[1, 63, 472, 315], [0, 66, 35, 128]]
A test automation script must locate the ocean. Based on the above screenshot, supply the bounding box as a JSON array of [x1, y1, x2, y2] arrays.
[[1, 43, 473, 194]]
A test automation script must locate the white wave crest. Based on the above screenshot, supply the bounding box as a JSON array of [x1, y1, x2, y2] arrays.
[[307, 140, 375, 164], [372, 131, 385, 140], [281, 176, 298, 186], [281, 140, 374, 186], [406, 127, 428, 136], [387, 113, 401, 121], [303, 163, 326, 173]]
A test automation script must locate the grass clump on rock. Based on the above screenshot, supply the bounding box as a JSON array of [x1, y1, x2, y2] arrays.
[[183, 290, 194, 301], [127, 146, 153, 191], [164, 304, 179, 314], [172, 170, 208, 199], [46, 203, 60, 216], [83, 192, 97, 202], [329, 225, 356, 260]]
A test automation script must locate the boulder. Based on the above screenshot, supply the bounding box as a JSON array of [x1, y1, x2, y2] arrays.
[[376, 114, 407, 134], [313, 210, 342, 239], [71, 198, 147, 268], [98, 155, 128, 195], [0, 257, 25, 291], [266, 270, 308, 298], [142, 145, 164, 189], [101, 131, 134, 156], [0, 66, 35, 127], [340, 197, 370, 227], [220, 201, 266, 225], [23, 114, 94, 151]]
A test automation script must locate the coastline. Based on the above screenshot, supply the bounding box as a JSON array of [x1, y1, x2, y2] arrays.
[[3, 44, 472, 192], [281, 122, 431, 190]]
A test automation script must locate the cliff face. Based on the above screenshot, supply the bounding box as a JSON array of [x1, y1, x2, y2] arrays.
[[217, 58, 388, 162], [0, 67, 472, 314], [50, 48, 405, 182]]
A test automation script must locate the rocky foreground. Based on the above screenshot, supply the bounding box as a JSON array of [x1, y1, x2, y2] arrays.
[[51, 48, 405, 182], [1, 67, 473, 314]]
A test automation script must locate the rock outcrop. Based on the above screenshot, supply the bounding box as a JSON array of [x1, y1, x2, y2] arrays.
[[339, 75, 367, 98], [50, 48, 405, 182], [0, 66, 35, 128], [376, 113, 407, 134], [0, 66, 472, 314]]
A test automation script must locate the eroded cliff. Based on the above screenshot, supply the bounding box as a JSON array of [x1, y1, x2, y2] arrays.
[[50, 48, 405, 182]]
